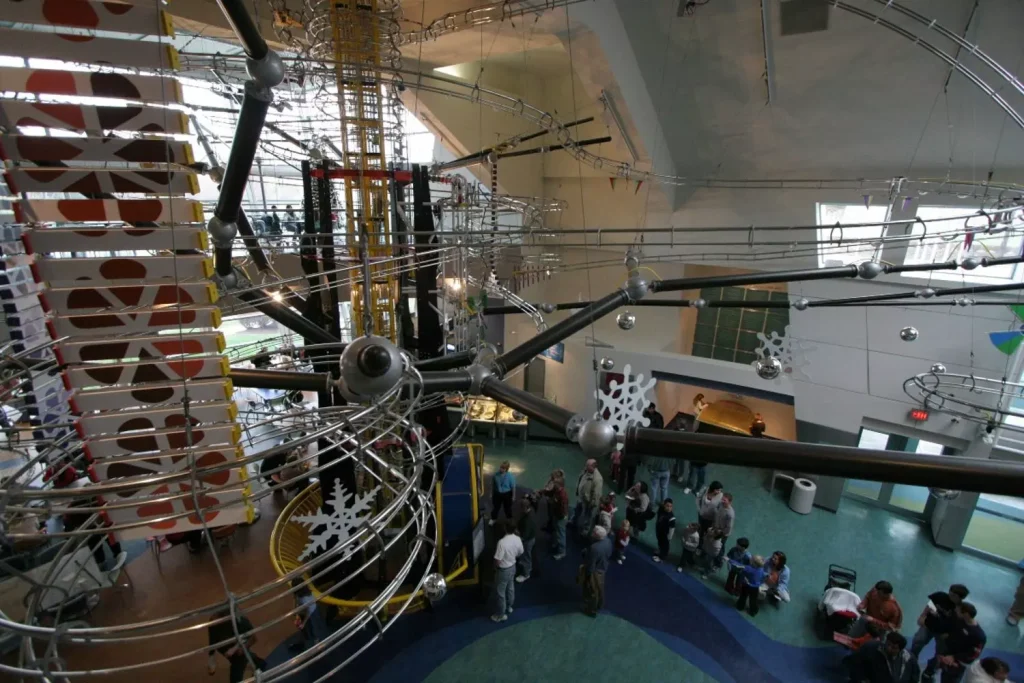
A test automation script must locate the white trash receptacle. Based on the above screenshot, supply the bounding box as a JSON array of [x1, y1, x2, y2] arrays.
[[789, 478, 816, 514]]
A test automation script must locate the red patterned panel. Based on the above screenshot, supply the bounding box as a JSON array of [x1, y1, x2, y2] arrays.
[[34, 254, 212, 283], [6, 167, 197, 196], [12, 198, 201, 224], [77, 401, 236, 438], [3, 134, 193, 166], [41, 282, 215, 313], [0, 101, 189, 136], [84, 422, 240, 459], [49, 306, 219, 338], [0, 68, 182, 104], [1, 0, 171, 37], [71, 378, 231, 413], [0, 29, 179, 70], [63, 354, 228, 390], [55, 331, 224, 364], [25, 226, 206, 255]]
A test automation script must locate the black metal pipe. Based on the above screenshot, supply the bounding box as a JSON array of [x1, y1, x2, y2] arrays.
[[495, 289, 629, 375], [214, 81, 271, 224], [229, 368, 328, 391], [214, 246, 233, 277], [815, 280, 1024, 307], [236, 290, 338, 346], [479, 377, 575, 433], [624, 426, 1024, 496], [651, 265, 859, 293], [419, 370, 472, 394], [215, 0, 269, 60], [414, 350, 475, 371], [497, 136, 612, 160]]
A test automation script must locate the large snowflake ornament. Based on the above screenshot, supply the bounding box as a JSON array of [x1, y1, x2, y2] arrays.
[[753, 325, 814, 382], [595, 363, 656, 450], [294, 480, 379, 562]]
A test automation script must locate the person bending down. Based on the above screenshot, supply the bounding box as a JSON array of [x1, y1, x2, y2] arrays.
[[761, 550, 791, 605]]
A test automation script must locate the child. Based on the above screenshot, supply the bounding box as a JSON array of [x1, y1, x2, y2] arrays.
[[736, 555, 767, 616], [724, 537, 752, 595], [597, 493, 617, 533], [699, 530, 723, 579], [653, 498, 676, 563], [610, 450, 622, 484], [614, 520, 631, 565], [676, 522, 700, 572]]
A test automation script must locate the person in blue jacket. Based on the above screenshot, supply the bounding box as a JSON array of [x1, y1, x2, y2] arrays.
[[736, 555, 766, 616]]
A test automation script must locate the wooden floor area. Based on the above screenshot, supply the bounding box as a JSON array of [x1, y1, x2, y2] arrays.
[[5, 494, 297, 682]]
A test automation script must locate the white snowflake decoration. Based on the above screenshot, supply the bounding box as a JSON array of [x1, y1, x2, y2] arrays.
[[752, 325, 814, 382], [293, 479, 379, 562], [595, 363, 656, 450]]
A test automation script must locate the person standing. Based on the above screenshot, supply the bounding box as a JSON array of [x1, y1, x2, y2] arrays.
[[911, 584, 970, 657], [735, 554, 767, 616], [489, 460, 516, 526], [581, 525, 613, 617], [696, 481, 724, 544], [290, 579, 327, 650], [617, 445, 639, 492], [1007, 575, 1024, 626], [541, 469, 568, 560], [573, 459, 603, 538], [923, 602, 986, 683], [844, 632, 921, 683], [515, 495, 537, 583], [624, 481, 651, 537], [683, 457, 707, 496], [646, 453, 673, 508], [284, 204, 299, 232], [207, 608, 268, 682], [652, 498, 676, 563], [491, 520, 523, 623], [269, 205, 282, 235], [711, 493, 735, 564]]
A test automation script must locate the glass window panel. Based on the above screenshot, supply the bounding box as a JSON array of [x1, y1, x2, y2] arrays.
[[712, 346, 736, 362], [715, 327, 739, 348], [735, 350, 757, 365], [720, 287, 746, 301], [696, 307, 718, 325], [717, 309, 742, 328], [765, 314, 789, 336], [740, 309, 767, 331], [738, 331, 762, 353], [745, 289, 771, 302], [691, 342, 714, 358], [769, 290, 790, 302], [816, 203, 889, 267], [902, 205, 1024, 284], [964, 504, 1024, 562], [693, 325, 717, 345]]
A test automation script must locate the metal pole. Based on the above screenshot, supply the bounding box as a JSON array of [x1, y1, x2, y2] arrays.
[[480, 376, 576, 433], [214, 0, 269, 59], [651, 265, 860, 293], [624, 426, 1024, 496], [236, 290, 337, 345], [229, 368, 329, 391], [256, 156, 268, 216]]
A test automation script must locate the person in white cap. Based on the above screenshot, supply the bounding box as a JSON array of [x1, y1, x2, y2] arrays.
[[581, 525, 613, 617]]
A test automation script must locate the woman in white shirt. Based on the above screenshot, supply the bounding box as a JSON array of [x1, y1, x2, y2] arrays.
[[965, 657, 1012, 683]]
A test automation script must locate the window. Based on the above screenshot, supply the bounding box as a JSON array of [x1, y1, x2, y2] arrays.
[[691, 286, 790, 365], [816, 203, 888, 267], [902, 205, 1024, 284]]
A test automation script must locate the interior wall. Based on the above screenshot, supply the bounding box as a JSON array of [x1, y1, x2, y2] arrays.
[[655, 377, 797, 441]]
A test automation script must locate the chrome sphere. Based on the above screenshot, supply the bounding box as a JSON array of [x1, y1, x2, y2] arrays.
[[577, 418, 617, 458], [754, 356, 783, 380], [858, 261, 884, 280], [539, 302, 556, 314], [930, 363, 946, 375], [616, 311, 636, 331], [599, 357, 615, 371], [690, 298, 707, 309], [961, 256, 981, 270], [338, 335, 405, 401], [929, 488, 961, 501], [423, 572, 447, 601], [900, 326, 919, 342], [792, 297, 809, 311]]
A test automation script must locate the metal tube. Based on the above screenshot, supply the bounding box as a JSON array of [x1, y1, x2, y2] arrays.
[[413, 350, 475, 371], [214, 81, 271, 224], [494, 289, 629, 375], [815, 280, 1024, 307], [624, 427, 1024, 496], [419, 370, 471, 394], [479, 377, 575, 433], [229, 368, 329, 391], [214, 0, 269, 60], [651, 265, 859, 293], [214, 246, 233, 277], [236, 290, 337, 345]]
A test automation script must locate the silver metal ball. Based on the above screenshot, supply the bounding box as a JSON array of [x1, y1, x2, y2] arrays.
[[690, 298, 707, 309], [915, 288, 936, 299], [577, 418, 617, 458], [539, 303, 556, 314], [246, 49, 286, 88], [754, 355, 782, 380], [422, 572, 447, 601], [599, 357, 615, 371], [930, 363, 946, 375], [337, 335, 404, 401], [616, 311, 636, 331], [207, 215, 237, 247], [961, 256, 981, 270], [624, 276, 649, 301], [900, 326, 919, 342], [792, 297, 809, 311], [928, 488, 961, 501], [858, 261, 884, 280], [956, 297, 973, 307]]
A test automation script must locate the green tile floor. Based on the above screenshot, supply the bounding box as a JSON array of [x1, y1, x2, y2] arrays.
[[473, 437, 1024, 651]]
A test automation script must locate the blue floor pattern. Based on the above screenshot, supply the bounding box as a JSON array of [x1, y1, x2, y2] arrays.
[[266, 519, 1024, 682]]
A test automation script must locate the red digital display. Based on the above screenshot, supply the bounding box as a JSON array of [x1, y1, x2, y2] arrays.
[[909, 409, 929, 422]]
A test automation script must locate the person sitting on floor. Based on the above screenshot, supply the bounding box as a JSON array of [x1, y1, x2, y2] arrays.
[[762, 550, 791, 605], [857, 580, 904, 633], [844, 631, 921, 683], [964, 657, 1012, 683]]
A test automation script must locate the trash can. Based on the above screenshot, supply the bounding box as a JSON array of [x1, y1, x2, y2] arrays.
[[789, 478, 817, 514]]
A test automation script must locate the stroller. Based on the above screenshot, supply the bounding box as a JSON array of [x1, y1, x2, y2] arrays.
[[816, 564, 859, 641]]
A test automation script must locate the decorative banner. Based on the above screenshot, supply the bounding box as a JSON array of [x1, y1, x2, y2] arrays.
[[0, 29, 179, 71], [71, 378, 232, 413], [48, 305, 222, 338], [13, 198, 201, 224], [62, 355, 229, 391], [595, 363, 656, 450], [5, 167, 198, 196], [77, 401, 236, 438], [55, 331, 225, 364], [0, 68, 182, 104], [26, 227, 207, 255], [34, 254, 213, 283], [41, 281, 216, 313], [83, 422, 241, 460], [1, 101, 190, 137], [539, 342, 564, 363], [752, 325, 814, 381], [988, 306, 1024, 355], [0, 0, 172, 37], [2, 134, 194, 166]]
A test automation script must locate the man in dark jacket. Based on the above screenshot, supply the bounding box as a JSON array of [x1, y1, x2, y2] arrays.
[[845, 632, 921, 683], [581, 525, 613, 617]]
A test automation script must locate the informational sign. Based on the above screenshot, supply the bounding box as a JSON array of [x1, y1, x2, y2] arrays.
[[540, 342, 564, 363]]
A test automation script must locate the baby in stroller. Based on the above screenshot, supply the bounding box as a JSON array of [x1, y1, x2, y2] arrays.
[[817, 564, 860, 642]]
